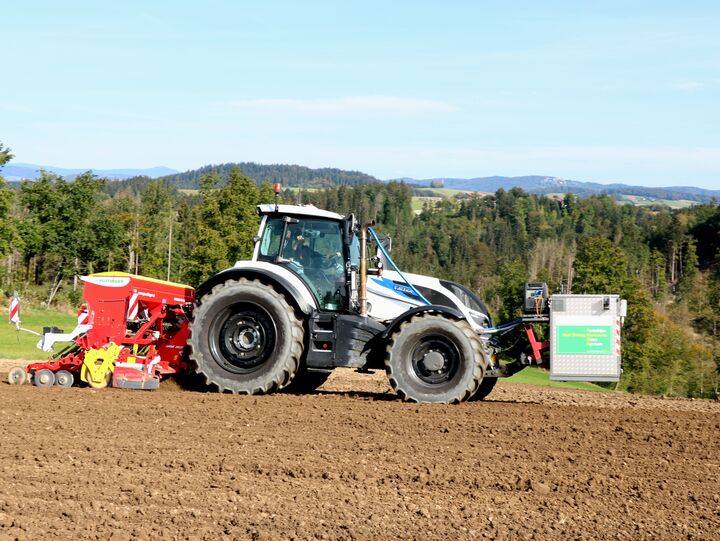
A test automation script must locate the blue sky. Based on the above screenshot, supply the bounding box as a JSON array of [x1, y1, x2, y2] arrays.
[[1, 1, 719, 187]]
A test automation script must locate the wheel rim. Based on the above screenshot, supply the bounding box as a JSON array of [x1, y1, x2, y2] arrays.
[[410, 335, 461, 385], [209, 302, 277, 374], [8, 367, 26, 385], [56, 370, 74, 388], [34, 369, 55, 388]]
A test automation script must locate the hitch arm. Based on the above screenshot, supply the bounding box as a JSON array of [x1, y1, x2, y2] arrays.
[[524, 324, 549, 365]]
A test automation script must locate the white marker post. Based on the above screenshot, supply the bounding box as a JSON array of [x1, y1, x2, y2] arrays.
[[8, 292, 41, 337], [9, 291, 20, 330]]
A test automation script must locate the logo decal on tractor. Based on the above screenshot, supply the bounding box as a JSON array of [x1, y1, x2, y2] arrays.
[[370, 277, 420, 301], [393, 284, 414, 295]]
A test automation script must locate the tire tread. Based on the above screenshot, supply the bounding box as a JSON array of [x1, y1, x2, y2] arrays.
[[385, 314, 485, 404], [188, 278, 303, 395]]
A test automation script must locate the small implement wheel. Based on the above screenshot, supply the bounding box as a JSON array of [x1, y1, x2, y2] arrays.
[[34, 368, 56, 388], [386, 314, 486, 404], [55, 370, 74, 388], [7, 366, 27, 386]]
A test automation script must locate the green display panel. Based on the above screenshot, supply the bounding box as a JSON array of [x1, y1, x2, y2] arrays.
[[556, 325, 612, 355]]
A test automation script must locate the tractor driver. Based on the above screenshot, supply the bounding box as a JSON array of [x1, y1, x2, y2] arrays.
[[285, 227, 311, 264], [284, 227, 334, 278]]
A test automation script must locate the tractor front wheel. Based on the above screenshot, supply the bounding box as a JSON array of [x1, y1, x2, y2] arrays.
[[189, 279, 303, 394], [470, 377, 498, 401], [386, 314, 485, 404]]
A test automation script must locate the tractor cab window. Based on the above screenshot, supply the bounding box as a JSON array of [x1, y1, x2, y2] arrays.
[[259, 217, 346, 311], [259, 218, 284, 258]]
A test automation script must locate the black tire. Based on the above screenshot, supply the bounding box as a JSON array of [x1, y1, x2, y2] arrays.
[[188, 278, 303, 394], [385, 314, 485, 404], [470, 377, 498, 401], [283, 368, 332, 394]]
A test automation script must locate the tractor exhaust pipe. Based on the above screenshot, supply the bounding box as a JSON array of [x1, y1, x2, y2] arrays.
[[359, 220, 375, 317]]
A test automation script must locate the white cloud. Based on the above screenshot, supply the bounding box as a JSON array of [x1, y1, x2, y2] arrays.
[[227, 96, 458, 114]]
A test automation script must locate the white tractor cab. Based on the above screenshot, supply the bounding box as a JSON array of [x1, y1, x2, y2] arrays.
[[188, 193, 626, 403]]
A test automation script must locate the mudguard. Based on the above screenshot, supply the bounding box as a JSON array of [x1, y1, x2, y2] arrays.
[[195, 262, 318, 315], [381, 304, 467, 339]]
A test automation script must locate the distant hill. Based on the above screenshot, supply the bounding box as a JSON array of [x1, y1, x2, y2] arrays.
[[1, 163, 178, 181], [397, 175, 720, 203], [6, 159, 718, 206], [158, 162, 381, 189], [3, 161, 382, 197]]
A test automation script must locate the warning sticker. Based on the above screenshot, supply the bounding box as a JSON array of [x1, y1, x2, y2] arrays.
[[556, 325, 612, 355]]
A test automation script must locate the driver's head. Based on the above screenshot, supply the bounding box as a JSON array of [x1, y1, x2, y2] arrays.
[[287, 229, 307, 260]]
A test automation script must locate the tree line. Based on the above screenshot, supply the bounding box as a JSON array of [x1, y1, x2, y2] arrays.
[[129, 162, 381, 192], [1, 143, 718, 398]]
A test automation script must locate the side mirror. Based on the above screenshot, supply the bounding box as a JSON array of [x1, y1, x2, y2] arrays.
[[343, 213, 358, 245]]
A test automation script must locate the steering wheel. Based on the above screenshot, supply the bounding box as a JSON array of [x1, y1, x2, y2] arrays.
[[321, 253, 344, 272]]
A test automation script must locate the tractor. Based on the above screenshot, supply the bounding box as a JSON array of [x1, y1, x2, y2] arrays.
[[188, 188, 558, 403]]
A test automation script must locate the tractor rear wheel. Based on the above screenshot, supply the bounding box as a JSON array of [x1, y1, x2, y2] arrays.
[[189, 278, 303, 394], [385, 314, 485, 404]]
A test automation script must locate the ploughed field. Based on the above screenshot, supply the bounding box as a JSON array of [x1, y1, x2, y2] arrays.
[[0, 367, 718, 540]]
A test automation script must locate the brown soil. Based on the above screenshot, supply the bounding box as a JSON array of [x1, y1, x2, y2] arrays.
[[0, 367, 718, 540]]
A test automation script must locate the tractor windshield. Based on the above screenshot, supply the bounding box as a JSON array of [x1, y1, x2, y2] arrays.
[[259, 217, 346, 311]]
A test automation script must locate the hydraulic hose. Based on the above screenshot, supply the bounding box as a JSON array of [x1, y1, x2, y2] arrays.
[[367, 227, 431, 305]]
